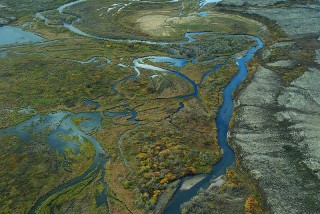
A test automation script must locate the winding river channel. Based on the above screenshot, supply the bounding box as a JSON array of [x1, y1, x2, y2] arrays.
[[0, 0, 263, 213], [164, 36, 263, 213]]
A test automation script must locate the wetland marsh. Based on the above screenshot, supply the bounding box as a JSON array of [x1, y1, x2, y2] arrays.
[[0, 0, 272, 213]]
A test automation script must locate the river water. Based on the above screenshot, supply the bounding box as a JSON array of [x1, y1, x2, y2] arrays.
[[0, 0, 263, 213], [164, 36, 263, 213]]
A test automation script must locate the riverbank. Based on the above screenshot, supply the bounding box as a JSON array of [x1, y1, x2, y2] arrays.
[[224, 1, 320, 213]]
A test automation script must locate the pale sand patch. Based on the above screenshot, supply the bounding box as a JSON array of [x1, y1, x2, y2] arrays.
[[209, 175, 225, 189], [136, 15, 200, 36], [180, 174, 206, 190], [166, 15, 200, 25], [136, 15, 172, 36], [136, 15, 169, 28]]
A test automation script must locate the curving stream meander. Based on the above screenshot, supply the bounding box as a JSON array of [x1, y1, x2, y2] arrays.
[[0, 0, 263, 213], [164, 36, 263, 213]]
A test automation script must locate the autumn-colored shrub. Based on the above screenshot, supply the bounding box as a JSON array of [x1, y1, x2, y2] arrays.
[[245, 196, 259, 214]]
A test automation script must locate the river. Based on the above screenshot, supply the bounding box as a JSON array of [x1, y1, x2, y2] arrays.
[[164, 36, 263, 213], [0, 0, 263, 213]]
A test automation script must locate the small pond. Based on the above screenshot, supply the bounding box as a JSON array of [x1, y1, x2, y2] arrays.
[[0, 26, 43, 46]]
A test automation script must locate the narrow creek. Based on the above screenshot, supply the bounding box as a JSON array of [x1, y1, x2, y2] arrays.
[[0, 0, 263, 213]]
